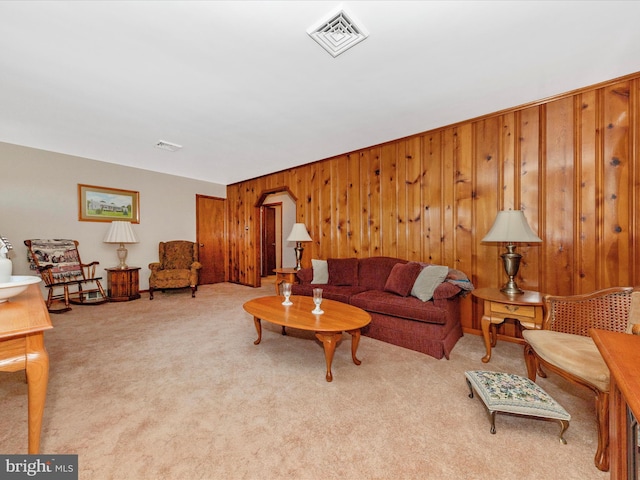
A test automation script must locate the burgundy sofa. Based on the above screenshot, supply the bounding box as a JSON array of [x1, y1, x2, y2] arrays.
[[291, 256, 467, 360]]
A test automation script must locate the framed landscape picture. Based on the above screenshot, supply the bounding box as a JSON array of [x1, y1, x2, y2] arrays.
[[78, 184, 140, 223]]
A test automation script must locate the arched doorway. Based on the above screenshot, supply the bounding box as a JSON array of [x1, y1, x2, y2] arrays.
[[255, 187, 297, 280]]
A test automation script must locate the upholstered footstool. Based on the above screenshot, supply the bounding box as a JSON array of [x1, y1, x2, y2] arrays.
[[465, 370, 571, 444]]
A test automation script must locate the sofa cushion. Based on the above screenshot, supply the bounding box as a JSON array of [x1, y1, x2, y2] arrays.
[[358, 256, 406, 291], [311, 259, 329, 284], [292, 284, 367, 304], [328, 258, 359, 286], [384, 262, 422, 297], [412, 265, 449, 301], [296, 267, 313, 284], [350, 290, 448, 325]]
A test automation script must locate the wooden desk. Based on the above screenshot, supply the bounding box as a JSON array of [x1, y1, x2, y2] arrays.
[[592, 329, 640, 480], [472, 287, 544, 363], [273, 267, 298, 295], [0, 283, 53, 453]]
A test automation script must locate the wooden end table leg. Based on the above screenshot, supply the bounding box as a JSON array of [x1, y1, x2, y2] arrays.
[[253, 317, 262, 345], [315, 332, 340, 382], [490, 323, 498, 347], [346, 328, 362, 365], [481, 316, 493, 363]]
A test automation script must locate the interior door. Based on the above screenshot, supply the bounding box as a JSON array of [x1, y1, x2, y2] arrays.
[[196, 195, 226, 284], [261, 206, 276, 277]]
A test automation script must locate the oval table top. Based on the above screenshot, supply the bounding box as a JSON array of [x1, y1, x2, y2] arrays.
[[243, 295, 371, 332]]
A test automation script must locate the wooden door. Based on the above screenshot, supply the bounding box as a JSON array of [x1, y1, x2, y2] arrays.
[[196, 195, 226, 284], [261, 206, 276, 277]]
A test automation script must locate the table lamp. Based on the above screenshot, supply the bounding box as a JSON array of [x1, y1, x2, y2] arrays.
[[482, 210, 541, 295], [287, 223, 312, 270], [103, 221, 139, 269]]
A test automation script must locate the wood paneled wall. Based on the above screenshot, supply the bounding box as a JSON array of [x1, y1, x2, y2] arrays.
[[226, 73, 640, 336]]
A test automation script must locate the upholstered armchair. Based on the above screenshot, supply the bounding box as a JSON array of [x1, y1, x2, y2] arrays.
[[522, 286, 637, 472], [148, 241, 202, 299]]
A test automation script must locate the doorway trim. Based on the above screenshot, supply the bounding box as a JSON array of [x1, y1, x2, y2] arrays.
[[254, 187, 298, 288]]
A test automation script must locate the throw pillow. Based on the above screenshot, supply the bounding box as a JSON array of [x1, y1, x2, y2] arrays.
[[327, 258, 359, 286], [311, 259, 329, 284], [384, 262, 422, 297], [411, 265, 449, 301]]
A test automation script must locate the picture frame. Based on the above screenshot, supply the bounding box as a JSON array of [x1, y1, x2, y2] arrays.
[[78, 184, 140, 223]]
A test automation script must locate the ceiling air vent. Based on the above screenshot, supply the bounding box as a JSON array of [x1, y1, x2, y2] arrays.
[[307, 6, 369, 58], [155, 140, 183, 152]]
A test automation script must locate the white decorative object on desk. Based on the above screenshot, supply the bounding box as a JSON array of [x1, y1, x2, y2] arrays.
[[0, 235, 13, 283], [0, 275, 42, 303]]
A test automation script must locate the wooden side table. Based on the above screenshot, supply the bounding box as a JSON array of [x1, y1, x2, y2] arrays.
[[273, 267, 298, 295], [472, 287, 544, 363], [106, 267, 141, 301]]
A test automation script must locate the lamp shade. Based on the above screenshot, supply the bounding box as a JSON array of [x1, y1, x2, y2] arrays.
[[287, 223, 312, 242], [103, 221, 139, 244], [482, 210, 541, 243]]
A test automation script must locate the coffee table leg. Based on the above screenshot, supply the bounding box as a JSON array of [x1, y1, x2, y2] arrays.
[[315, 332, 340, 382], [253, 317, 262, 345], [346, 328, 362, 365]]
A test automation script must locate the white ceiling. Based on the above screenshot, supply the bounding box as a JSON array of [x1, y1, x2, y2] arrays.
[[2, 1, 640, 185]]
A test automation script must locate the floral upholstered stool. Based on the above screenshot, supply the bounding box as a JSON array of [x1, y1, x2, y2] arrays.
[[464, 370, 571, 444]]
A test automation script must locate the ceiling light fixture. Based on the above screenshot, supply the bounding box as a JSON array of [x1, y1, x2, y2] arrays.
[[307, 5, 369, 58]]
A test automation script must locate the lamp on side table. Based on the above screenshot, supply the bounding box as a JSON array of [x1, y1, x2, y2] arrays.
[[481, 210, 541, 295], [287, 223, 312, 270], [103, 221, 138, 269]]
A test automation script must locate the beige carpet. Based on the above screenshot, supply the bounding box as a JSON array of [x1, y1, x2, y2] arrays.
[[1, 279, 608, 479]]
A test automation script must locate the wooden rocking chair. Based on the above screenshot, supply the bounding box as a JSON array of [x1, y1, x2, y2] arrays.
[[24, 239, 108, 313]]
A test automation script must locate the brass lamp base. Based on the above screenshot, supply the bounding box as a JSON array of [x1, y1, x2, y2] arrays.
[[500, 279, 524, 296], [293, 242, 304, 270], [117, 243, 129, 270], [500, 245, 523, 295]]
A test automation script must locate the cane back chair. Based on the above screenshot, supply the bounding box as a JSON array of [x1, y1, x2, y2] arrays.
[[25, 239, 108, 313], [522, 286, 637, 472]]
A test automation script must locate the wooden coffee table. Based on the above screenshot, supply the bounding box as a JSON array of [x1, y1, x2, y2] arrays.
[[243, 295, 371, 382]]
